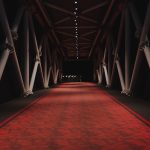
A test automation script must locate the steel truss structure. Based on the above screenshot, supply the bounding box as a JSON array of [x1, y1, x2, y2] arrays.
[[0, 0, 150, 99], [94, 1, 150, 96], [0, 0, 63, 97]]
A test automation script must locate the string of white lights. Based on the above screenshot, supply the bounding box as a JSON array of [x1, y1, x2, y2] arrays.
[[74, 0, 79, 59]]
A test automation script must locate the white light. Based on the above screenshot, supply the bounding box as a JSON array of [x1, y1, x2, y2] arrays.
[[75, 1, 77, 4], [77, 56, 79, 59], [75, 8, 78, 11], [74, 12, 77, 15], [74, 19, 77, 22]]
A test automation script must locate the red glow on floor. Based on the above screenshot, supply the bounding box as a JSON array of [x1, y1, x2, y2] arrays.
[[0, 82, 150, 150]]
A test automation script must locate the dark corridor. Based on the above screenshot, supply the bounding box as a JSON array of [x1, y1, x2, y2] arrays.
[[0, 0, 150, 149], [63, 61, 93, 81]]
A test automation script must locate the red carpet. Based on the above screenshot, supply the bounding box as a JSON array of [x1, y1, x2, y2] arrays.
[[0, 82, 150, 150]]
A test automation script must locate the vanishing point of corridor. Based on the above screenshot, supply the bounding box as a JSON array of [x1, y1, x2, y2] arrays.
[[0, 82, 150, 150]]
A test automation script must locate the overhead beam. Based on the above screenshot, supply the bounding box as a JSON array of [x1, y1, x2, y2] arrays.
[[81, 2, 108, 14], [35, 0, 65, 57], [79, 37, 92, 42], [55, 26, 97, 29], [88, 0, 116, 57], [56, 31, 74, 37], [45, 2, 98, 24], [54, 17, 70, 25], [80, 31, 97, 37]]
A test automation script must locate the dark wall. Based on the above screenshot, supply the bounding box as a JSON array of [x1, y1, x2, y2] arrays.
[[63, 60, 93, 82]]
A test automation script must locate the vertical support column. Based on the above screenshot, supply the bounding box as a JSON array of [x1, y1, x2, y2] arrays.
[[103, 64, 110, 87], [116, 59, 125, 92], [0, 0, 25, 92], [47, 66, 52, 85], [29, 61, 39, 92], [96, 65, 103, 84], [51, 48, 59, 84], [129, 2, 142, 34], [143, 46, 150, 69], [0, 49, 10, 79], [24, 11, 30, 95], [107, 38, 112, 86], [45, 37, 52, 85], [129, 1, 150, 94], [0, 0, 14, 46], [54, 69, 59, 84], [103, 39, 110, 87], [53, 62, 58, 84], [96, 69, 100, 84], [110, 12, 125, 87], [0, 0, 12, 79], [0, 5, 24, 79], [43, 39, 48, 88], [93, 65, 96, 81], [29, 14, 45, 87], [125, 7, 131, 92], [11, 6, 25, 33]]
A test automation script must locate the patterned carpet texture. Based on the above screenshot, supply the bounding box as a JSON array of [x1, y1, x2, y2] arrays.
[[0, 82, 150, 150]]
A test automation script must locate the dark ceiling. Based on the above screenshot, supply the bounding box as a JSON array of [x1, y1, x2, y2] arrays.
[[32, 0, 127, 60]]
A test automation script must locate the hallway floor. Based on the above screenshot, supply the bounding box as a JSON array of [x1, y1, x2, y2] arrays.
[[0, 82, 150, 150]]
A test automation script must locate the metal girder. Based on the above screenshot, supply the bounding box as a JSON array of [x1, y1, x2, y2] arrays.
[[125, 7, 131, 91], [129, 2, 142, 32], [79, 37, 92, 42], [53, 2, 107, 25], [56, 31, 74, 37], [88, 0, 117, 57], [0, 49, 10, 80], [11, 6, 25, 33], [94, 1, 150, 96], [55, 26, 97, 29], [129, 0, 150, 94], [80, 31, 97, 37], [81, 2, 108, 14], [29, 14, 45, 90], [144, 46, 150, 68], [45, 2, 98, 24], [110, 12, 125, 91], [24, 11, 30, 93], [0, 0, 64, 98], [54, 17, 70, 25], [43, 39, 48, 88], [29, 61, 39, 91], [100, 39, 111, 87], [116, 59, 125, 91], [35, 0, 66, 58], [0, 0, 25, 93]]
